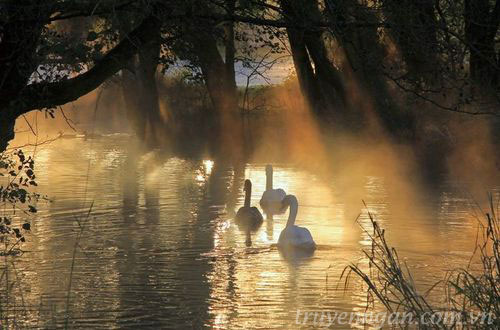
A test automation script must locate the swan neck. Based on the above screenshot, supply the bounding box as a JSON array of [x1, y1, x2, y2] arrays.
[[286, 200, 298, 227], [266, 169, 273, 190], [244, 184, 251, 207]]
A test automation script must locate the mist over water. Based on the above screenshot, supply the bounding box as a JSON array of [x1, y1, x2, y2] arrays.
[[7, 77, 500, 328], [6, 116, 498, 328]]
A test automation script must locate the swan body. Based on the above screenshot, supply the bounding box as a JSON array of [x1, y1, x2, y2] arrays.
[[278, 226, 315, 250], [261, 189, 286, 205], [235, 206, 263, 226], [260, 165, 286, 213], [277, 195, 316, 251], [235, 179, 263, 228]]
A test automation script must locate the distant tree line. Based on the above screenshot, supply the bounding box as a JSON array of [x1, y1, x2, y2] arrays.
[[1, 0, 499, 150]]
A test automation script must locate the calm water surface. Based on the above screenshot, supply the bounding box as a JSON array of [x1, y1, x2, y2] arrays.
[[5, 135, 499, 329]]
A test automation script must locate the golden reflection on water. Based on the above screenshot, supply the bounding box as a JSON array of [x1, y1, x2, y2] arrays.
[[2, 136, 498, 328], [195, 160, 216, 184], [204, 160, 214, 176]]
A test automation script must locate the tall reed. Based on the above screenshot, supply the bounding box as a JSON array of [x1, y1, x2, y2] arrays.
[[343, 198, 499, 329]]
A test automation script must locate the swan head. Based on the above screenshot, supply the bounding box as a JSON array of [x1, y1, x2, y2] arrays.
[[281, 194, 298, 211], [265, 164, 273, 174], [243, 179, 252, 192]]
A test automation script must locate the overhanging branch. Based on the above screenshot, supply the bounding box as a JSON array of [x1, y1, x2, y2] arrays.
[[10, 15, 159, 117]]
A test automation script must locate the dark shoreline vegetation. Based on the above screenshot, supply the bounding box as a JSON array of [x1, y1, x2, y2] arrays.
[[0, 0, 499, 328], [1, 0, 500, 153]]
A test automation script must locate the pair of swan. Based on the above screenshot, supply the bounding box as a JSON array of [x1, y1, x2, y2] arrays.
[[235, 165, 316, 251]]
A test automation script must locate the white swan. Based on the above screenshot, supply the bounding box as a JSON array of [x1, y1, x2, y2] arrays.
[[235, 179, 263, 227], [278, 195, 316, 251], [259, 165, 286, 213]]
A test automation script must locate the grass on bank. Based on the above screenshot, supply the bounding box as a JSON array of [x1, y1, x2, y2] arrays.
[[343, 198, 499, 329]]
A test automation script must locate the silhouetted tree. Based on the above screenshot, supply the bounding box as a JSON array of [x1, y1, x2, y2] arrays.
[[1, 0, 499, 152]]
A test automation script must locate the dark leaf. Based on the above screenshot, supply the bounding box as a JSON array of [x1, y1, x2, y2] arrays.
[[87, 31, 98, 41]]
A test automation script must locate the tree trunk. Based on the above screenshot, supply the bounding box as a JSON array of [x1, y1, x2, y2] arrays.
[[0, 118, 16, 152], [194, 32, 238, 114], [383, 0, 438, 80], [286, 27, 323, 111], [326, 0, 415, 137], [465, 0, 500, 87], [303, 30, 346, 111], [120, 16, 163, 146], [0, 1, 50, 151], [280, 0, 345, 117], [182, 1, 238, 115], [0, 1, 48, 94], [180, 3, 241, 158], [122, 47, 163, 145], [224, 0, 237, 93]]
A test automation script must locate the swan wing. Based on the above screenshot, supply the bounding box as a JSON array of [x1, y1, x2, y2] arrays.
[[260, 189, 287, 212], [250, 207, 264, 222], [275, 189, 286, 199], [261, 189, 286, 202], [235, 206, 247, 220], [278, 226, 316, 250], [235, 206, 263, 228], [295, 226, 315, 247]]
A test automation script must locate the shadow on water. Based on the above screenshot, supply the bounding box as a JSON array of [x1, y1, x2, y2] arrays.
[[117, 150, 166, 327], [115, 147, 250, 327]]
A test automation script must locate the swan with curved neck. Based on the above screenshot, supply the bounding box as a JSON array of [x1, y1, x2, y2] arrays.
[[260, 165, 286, 213], [278, 195, 316, 250], [235, 180, 263, 242]]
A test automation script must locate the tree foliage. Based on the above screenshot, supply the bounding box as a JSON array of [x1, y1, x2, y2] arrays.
[[0, 150, 40, 255], [0, 0, 499, 149]]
